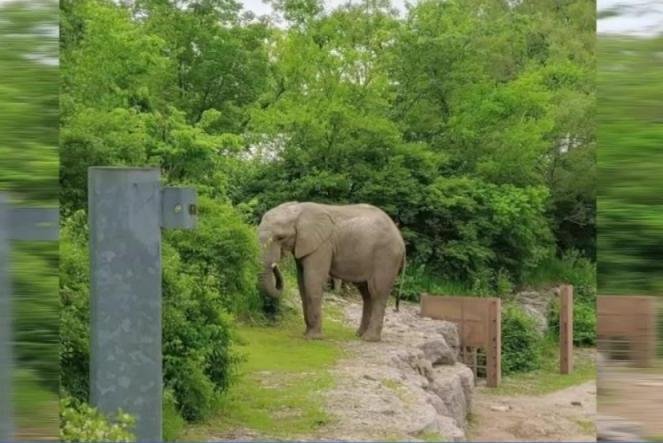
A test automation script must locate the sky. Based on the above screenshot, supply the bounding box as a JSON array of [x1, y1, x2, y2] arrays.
[[240, 0, 407, 17], [238, 0, 663, 37], [597, 0, 663, 36], [0, 0, 661, 36]]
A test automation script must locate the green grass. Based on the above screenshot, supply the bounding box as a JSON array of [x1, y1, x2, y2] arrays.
[[574, 418, 596, 435], [484, 342, 596, 396], [183, 301, 354, 440], [415, 431, 447, 442]]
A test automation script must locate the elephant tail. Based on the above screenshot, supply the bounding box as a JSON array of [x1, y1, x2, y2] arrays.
[[395, 255, 406, 312]]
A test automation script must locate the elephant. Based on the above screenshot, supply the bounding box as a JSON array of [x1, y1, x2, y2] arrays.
[[258, 201, 406, 342]]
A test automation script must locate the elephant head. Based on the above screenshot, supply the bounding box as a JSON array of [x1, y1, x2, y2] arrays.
[[257, 202, 334, 298]]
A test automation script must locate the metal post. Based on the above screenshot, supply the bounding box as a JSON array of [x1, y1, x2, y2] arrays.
[[89, 167, 196, 442], [0, 194, 12, 442]]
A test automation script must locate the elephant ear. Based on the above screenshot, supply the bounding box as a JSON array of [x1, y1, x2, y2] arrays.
[[294, 206, 335, 259]]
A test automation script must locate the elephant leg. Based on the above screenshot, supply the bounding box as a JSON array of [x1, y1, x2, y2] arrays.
[[301, 252, 331, 339], [362, 262, 399, 342], [296, 261, 311, 330], [355, 282, 372, 337], [362, 293, 389, 342]]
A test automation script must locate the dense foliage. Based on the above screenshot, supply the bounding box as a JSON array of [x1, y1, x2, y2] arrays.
[[60, 396, 136, 442], [239, 0, 596, 286], [0, 0, 58, 204], [58, 0, 596, 432], [0, 1, 60, 437], [597, 36, 663, 294], [501, 304, 543, 374]]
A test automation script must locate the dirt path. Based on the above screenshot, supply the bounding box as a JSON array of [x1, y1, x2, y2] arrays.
[[598, 365, 663, 439], [190, 293, 596, 442], [468, 381, 596, 441]]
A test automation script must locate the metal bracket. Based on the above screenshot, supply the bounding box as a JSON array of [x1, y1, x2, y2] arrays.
[[8, 207, 59, 241], [160, 187, 197, 230]]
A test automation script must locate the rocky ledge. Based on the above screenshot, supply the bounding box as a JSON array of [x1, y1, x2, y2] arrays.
[[321, 296, 474, 441]]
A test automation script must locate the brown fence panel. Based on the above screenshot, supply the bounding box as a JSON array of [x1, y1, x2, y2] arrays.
[[598, 295, 656, 367], [420, 294, 501, 387]]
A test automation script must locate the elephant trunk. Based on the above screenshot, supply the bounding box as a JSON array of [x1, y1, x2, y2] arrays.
[[260, 263, 284, 298]]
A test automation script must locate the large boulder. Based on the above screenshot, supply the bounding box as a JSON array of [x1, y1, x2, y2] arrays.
[[426, 364, 474, 427], [419, 339, 457, 366], [512, 287, 559, 334]]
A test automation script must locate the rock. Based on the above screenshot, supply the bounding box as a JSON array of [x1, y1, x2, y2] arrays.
[[428, 364, 474, 427], [571, 401, 582, 407], [435, 416, 466, 441], [425, 392, 448, 415], [419, 339, 457, 366], [512, 288, 558, 334], [436, 323, 460, 351], [411, 357, 434, 380], [322, 299, 474, 442], [490, 403, 511, 412]]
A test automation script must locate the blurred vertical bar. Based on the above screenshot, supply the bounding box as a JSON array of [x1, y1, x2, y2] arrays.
[[597, 1, 663, 440], [0, 0, 59, 439], [0, 194, 14, 442]]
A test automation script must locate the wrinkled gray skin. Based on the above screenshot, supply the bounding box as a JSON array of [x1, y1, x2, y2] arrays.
[[258, 202, 406, 341]]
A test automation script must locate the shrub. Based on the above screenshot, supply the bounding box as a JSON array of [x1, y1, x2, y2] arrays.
[[60, 396, 135, 442], [165, 196, 264, 317], [501, 304, 544, 374], [571, 302, 597, 347], [60, 200, 253, 425], [59, 211, 91, 401], [525, 250, 596, 302], [163, 389, 186, 441], [161, 241, 239, 421], [547, 298, 596, 346]]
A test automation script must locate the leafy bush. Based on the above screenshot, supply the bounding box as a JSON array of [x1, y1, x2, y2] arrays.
[[525, 250, 596, 302], [547, 298, 596, 347], [60, 396, 135, 442], [400, 262, 516, 302], [162, 240, 239, 421], [501, 304, 544, 374], [572, 302, 597, 346], [59, 204, 250, 425], [163, 389, 186, 441], [164, 196, 263, 317], [60, 211, 91, 401]]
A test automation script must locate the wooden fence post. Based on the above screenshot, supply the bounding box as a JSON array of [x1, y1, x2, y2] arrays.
[[560, 285, 574, 374], [486, 298, 501, 387], [634, 297, 656, 367]]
